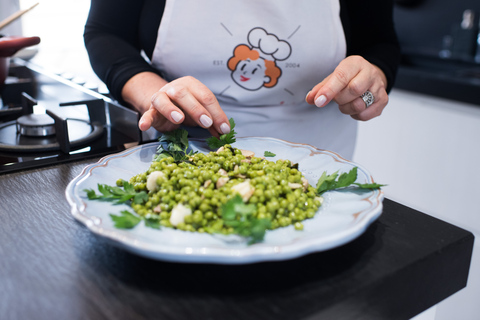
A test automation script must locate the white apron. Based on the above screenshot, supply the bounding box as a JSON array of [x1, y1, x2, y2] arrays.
[[151, 0, 357, 159]]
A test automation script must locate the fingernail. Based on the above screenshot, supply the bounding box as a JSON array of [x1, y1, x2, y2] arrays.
[[171, 111, 183, 123], [138, 117, 145, 130], [220, 122, 230, 134], [315, 95, 327, 108], [200, 114, 213, 127], [305, 91, 311, 101]]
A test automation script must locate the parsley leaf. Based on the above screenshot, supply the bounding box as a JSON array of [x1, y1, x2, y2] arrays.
[[315, 167, 385, 195], [110, 210, 142, 229], [84, 181, 147, 205], [221, 194, 271, 244], [315, 171, 340, 195], [109, 211, 162, 230], [206, 118, 237, 150], [134, 192, 149, 204], [354, 182, 386, 189], [84, 179, 161, 230], [144, 217, 162, 229], [264, 151, 276, 157], [155, 129, 197, 162]]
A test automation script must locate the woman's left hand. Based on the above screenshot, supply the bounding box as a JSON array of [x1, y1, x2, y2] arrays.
[[305, 55, 388, 121]]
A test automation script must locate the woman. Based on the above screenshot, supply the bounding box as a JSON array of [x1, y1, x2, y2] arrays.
[[84, 0, 400, 160]]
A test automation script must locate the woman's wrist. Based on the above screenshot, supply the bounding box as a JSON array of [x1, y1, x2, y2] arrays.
[[371, 64, 388, 90], [121, 71, 168, 114]]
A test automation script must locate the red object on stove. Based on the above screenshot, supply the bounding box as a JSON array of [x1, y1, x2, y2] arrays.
[[0, 36, 40, 86], [0, 36, 40, 58]]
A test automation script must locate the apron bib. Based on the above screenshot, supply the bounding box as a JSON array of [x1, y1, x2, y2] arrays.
[[151, 0, 358, 159]]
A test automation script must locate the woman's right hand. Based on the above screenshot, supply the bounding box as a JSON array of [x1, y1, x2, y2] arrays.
[[135, 75, 231, 137]]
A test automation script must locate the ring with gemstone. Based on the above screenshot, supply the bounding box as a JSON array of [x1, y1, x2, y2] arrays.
[[361, 90, 375, 108]]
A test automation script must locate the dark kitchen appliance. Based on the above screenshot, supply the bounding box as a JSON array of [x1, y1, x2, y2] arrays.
[[393, 0, 480, 105], [0, 58, 157, 174]]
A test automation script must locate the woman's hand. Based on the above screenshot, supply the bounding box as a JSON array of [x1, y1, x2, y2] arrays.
[[140, 76, 231, 136], [122, 73, 231, 137], [305, 55, 388, 121]]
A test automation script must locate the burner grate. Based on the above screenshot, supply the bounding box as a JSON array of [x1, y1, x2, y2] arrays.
[[0, 59, 144, 174]]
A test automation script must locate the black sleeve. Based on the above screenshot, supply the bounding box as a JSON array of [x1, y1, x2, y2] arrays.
[[84, 0, 164, 102], [340, 0, 401, 92]]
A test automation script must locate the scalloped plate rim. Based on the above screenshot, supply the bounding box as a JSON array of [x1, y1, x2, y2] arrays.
[[65, 136, 383, 264]]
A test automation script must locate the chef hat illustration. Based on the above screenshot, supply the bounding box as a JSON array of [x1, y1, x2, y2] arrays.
[[247, 27, 292, 61]]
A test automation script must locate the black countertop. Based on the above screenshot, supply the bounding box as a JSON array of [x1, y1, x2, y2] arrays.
[[0, 159, 474, 320]]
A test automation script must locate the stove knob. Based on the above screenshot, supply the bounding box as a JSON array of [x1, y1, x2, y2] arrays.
[[60, 72, 74, 80], [83, 81, 99, 91], [72, 77, 86, 85], [97, 83, 110, 96]]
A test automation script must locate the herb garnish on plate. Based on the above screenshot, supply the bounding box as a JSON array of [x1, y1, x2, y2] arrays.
[[84, 121, 384, 244]]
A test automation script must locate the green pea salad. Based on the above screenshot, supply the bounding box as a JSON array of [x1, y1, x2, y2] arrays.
[[85, 119, 383, 244]]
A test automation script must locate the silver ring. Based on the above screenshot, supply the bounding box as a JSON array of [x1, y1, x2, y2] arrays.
[[361, 90, 375, 108]]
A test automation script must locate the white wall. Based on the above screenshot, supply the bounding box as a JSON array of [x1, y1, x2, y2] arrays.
[[0, 0, 23, 36], [19, 0, 100, 84], [353, 89, 480, 320]]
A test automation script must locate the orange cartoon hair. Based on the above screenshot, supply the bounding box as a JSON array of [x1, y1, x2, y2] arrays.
[[227, 45, 281, 88]]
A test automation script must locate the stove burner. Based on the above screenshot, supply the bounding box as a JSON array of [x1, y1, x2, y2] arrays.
[[0, 59, 144, 174], [0, 118, 104, 153], [16, 114, 56, 137]]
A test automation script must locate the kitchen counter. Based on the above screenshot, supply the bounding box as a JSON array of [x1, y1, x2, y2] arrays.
[[0, 159, 474, 320]]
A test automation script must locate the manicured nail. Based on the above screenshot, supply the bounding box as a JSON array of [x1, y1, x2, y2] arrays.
[[171, 111, 183, 123], [220, 122, 230, 134], [315, 95, 327, 108], [138, 117, 146, 130], [200, 114, 213, 127], [305, 91, 311, 102]]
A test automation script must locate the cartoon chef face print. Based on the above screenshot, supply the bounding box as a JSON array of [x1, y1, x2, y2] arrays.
[[227, 27, 292, 91]]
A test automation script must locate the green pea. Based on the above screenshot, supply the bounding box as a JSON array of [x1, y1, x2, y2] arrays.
[[160, 220, 172, 227], [204, 211, 214, 220], [159, 211, 169, 219], [210, 197, 220, 207], [306, 209, 316, 218], [184, 215, 193, 224], [203, 189, 213, 198], [192, 211, 203, 224], [294, 222, 304, 230]]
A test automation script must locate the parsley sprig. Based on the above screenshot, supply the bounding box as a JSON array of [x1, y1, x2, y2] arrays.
[[84, 181, 148, 205], [84, 182, 160, 229], [110, 210, 161, 230], [316, 167, 385, 195], [221, 194, 271, 244], [155, 129, 197, 162], [206, 118, 237, 149]]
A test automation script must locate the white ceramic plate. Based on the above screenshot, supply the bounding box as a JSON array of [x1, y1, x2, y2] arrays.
[[66, 137, 383, 264]]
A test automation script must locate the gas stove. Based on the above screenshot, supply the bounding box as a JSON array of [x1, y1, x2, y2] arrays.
[[0, 59, 156, 174]]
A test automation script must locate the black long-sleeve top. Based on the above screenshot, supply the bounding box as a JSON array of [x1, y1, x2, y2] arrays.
[[84, 0, 400, 103]]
